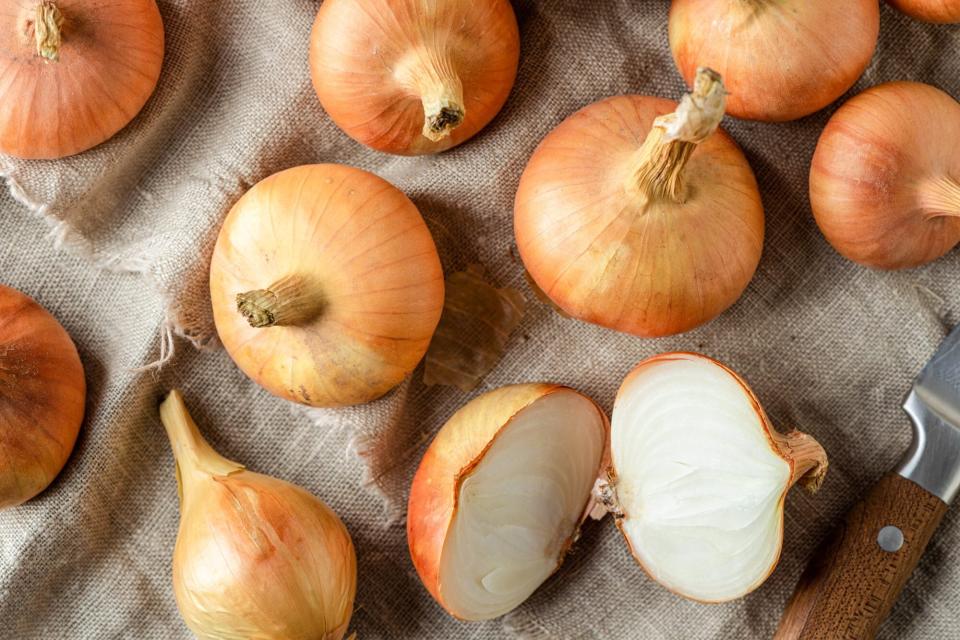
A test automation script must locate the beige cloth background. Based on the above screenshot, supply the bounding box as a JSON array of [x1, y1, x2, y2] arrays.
[[2, 0, 960, 638]]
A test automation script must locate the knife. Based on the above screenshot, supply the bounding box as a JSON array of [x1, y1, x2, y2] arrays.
[[775, 325, 960, 639]]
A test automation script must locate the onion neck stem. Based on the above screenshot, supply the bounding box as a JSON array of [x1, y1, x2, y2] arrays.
[[631, 132, 698, 203], [920, 175, 960, 219], [628, 67, 726, 204], [159, 391, 244, 501], [396, 49, 465, 142], [774, 429, 829, 494], [236, 274, 325, 328], [34, 1, 63, 62]]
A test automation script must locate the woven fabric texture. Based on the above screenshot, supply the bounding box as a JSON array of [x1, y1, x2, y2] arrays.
[[2, 1, 960, 638]]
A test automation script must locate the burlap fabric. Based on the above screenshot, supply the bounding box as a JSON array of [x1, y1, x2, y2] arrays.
[[2, 1, 960, 638]]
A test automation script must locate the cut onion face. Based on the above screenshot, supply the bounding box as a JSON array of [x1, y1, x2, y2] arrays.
[[408, 384, 608, 620], [601, 353, 827, 603]]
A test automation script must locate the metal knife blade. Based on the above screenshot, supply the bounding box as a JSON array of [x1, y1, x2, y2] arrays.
[[899, 324, 960, 503]]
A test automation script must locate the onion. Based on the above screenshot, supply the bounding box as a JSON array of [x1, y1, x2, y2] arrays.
[[0, 0, 164, 159], [596, 353, 828, 603], [160, 390, 357, 640], [515, 68, 764, 338], [309, 0, 520, 155], [210, 164, 445, 408], [669, 0, 879, 122], [888, 0, 960, 22], [0, 284, 85, 509], [810, 81, 960, 269], [407, 384, 609, 620]]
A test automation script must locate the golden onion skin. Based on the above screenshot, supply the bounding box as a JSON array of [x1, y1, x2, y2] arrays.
[[888, 0, 960, 23], [515, 95, 764, 338], [811, 82, 960, 269], [210, 164, 444, 408], [0, 284, 85, 509], [161, 390, 357, 640], [310, 0, 520, 155], [173, 472, 357, 640], [0, 0, 164, 159], [669, 0, 878, 122]]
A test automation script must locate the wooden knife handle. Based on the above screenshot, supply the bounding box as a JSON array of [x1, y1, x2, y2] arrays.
[[775, 473, 948, 640]]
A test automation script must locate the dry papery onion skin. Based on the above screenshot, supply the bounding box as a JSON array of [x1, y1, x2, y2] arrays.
[[669, 0, 878, 122], [515, 68, 764, 338], [889, 0, 960, 23], [210, 164, 444, 408], [408, 383, 609, 620], [0, 285, 85, 509], [598, 352, 827, 603], [811, 81, 960, 269], [423, 265, 526, 392], [0, 0, 164, 159], [160, 390, 357, 640], [310, 0, 520, 155]]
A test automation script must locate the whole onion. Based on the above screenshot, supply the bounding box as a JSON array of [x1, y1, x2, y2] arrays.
[[0, 0, 164, 159], [210, 164, 445, 407], [160, 390, 357, 639], [888, 0, 960, 22], [810, 81, 960, 269], [669, 0, 879, 122], [0, 284, 85, 509], [515, 68, 764, 337], [310, 0, 520, 155]]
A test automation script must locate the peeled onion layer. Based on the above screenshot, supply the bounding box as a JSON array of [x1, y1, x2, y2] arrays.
[[423, 265, 526, 392], [606, 354, 826, 603], [669, 0, 878, 122], [811, 81, 960, 269], [408, 385, 608, 621]]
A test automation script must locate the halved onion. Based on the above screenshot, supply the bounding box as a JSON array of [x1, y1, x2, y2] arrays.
[[408, 384, 609, 620], [598, 353, 827, 603]]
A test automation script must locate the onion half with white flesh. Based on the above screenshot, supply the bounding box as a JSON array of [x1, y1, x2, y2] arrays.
[[597, 353, 828, 603], [407, 384, 609, 620]]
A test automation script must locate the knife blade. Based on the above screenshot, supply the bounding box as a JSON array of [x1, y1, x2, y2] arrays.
[[900, 324, 960, 503], [775, 327, 960, 640]]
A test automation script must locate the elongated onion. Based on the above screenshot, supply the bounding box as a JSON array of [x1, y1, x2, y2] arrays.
[[0, 285, 85, 509], [515, 68, 763, 337], [310, 0, 520, 155], [210, 164, 444, 407], [160, 390, 357, 640], [408, 384, 609, 620], [811, 82, 960, 269], [596, 353, 828, 603], [0, 0, 164, 159], [888, 0, 960, 22], [669, 0, 878, 122]]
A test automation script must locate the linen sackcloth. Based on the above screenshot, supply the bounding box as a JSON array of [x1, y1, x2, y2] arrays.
[[2, 0, 960, 637]]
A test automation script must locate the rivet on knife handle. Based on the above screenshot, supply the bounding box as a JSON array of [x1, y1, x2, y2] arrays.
[[774, 474, 946, 640], [777, 326, 960, 639]]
